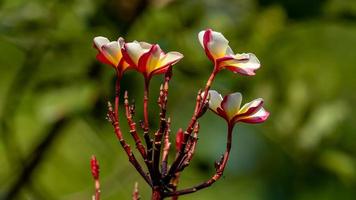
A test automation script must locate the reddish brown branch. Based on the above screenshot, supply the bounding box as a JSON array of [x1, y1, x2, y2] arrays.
[[143, 82, 150, 130], [178, 123, 200, 171], [107, 103, 151, 186], [143, 78, 150, 130], [161, 118, 171, 176], [153, 71, 170, 184], [165, 125, 234, 197], [124, 91, 156, 180], [124, 91, 147, 158], [154, 68, 172, 179], [152, 95, 166, 183], [153, 119, 166, 184], [152, 186, 163, 200], [108, 70, 150, 185]]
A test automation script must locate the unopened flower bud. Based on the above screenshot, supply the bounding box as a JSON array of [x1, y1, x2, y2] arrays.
[[175, 128, 184, 152], [90, 155, 100, 180]]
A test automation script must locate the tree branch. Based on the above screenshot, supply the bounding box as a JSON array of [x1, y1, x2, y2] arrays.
[[124, 91, 148, 159], [161, 118, 171, 177], [107, 103, 151, 186]]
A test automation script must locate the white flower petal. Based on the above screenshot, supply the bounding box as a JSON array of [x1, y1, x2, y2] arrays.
[[125, 41, 147, 65], [103, 42, 120, 56], [225, 46, 234, 56], [159, 52, 183, 68], [207, 31, 230, 58], [118, 37, 125, 48], [235, 53, 250, 60], [146, 45, 163, 73], [198, 30, 205, 48], [207, 90, 223, 113], [220, 53, 261, 76], [238, 107, 269, 123], [94, 36, 110, 49], [238, 98, 264, 116], [221, 92, 242, 120], [237, 53, 260, 70], [139, 41, 153, 50], [102, 41, 121, 66]]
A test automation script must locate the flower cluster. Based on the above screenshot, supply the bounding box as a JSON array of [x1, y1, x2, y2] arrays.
[[91, 28, 269, 200], [93, 29, 268, 126], [94, 36, 183, 80]]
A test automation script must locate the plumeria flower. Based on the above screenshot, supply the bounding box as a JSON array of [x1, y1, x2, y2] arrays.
[[198, 29, 260, 76], [93, 36, 130, 73], [122, 41, 183, 80], [206, 90, 269, 126]]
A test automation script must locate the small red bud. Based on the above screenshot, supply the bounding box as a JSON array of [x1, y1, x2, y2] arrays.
[[90, 155, 100, 180], [175, 128, 184, 152]]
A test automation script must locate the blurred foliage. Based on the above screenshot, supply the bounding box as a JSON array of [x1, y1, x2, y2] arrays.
[[0, 0, 356, 199]]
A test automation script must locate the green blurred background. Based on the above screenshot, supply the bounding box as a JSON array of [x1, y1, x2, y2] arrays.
[[1, 0, 356, 199]]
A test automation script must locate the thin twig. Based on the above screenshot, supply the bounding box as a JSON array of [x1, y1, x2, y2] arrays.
[[132, 182, 141, 200], [124, 91, 147, 159], [108, 73, 152, 185], [153, 84, 168, 184], [124, 91, 156, 181], [161, 118, 171, 176], [178, 123, 200, 171], [107, 103, 152, 186]]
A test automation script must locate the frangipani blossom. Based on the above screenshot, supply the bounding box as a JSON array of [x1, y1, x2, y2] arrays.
[[122, 41, 183, 80], [206, 90, 269, 125], [198, 29, 260, 76], [93, 36, 130, 72]]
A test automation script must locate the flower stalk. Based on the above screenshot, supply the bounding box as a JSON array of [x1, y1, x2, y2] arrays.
[[114, 69, 121, 120], [124, 91, 147, 159], [161, 117, 171, 176]]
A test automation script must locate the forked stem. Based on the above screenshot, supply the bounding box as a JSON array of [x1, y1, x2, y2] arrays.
[[165, 125, 234, 197], [152, 187, 163, 200], [106, 73, 151, 185]]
